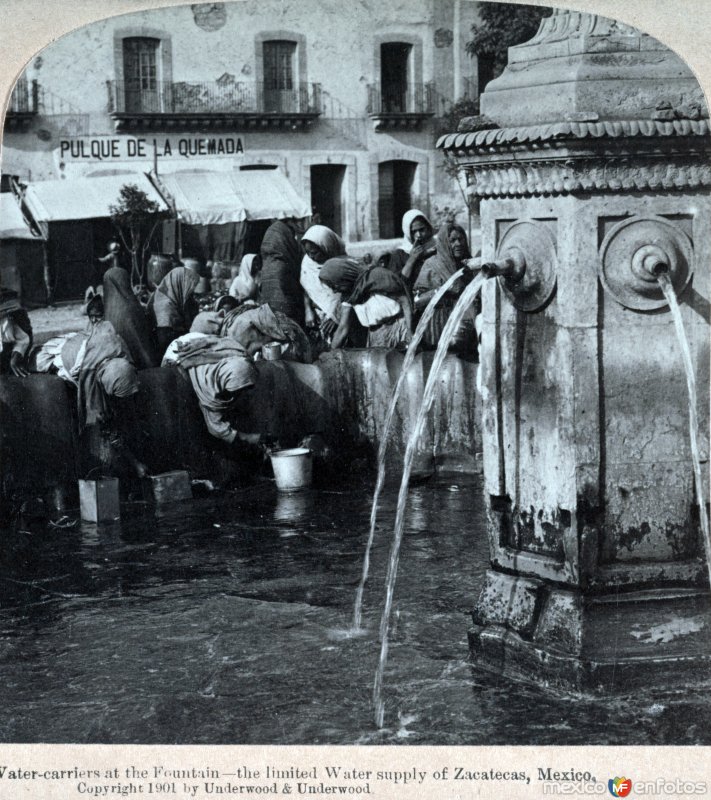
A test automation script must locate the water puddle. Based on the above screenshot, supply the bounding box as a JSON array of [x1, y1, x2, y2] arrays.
[[0, 474, 709, 744]]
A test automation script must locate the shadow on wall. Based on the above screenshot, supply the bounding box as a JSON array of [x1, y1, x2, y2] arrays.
[[0, 351, 481, 512]]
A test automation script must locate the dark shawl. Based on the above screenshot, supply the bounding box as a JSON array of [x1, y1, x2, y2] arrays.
[[414, 222, 470, 293], [171, 335, 250, 369], [221, 303, 313, 364], [171, 335, 256, 414], [320, 259, 411, 308], [152, 267, 200, 331], [103, 267, 159, 369], [74, 322, 137, 429], [259, 220, 305, 326]]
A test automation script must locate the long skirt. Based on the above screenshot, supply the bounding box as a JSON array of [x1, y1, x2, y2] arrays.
[[366, 315, 412, 350], [418, 296, 478, 352]]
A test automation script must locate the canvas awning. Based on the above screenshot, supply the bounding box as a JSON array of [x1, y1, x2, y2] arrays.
[[154, 169, 311, 226], [0, 193, 42, 240], [22, 172, 170, 223]]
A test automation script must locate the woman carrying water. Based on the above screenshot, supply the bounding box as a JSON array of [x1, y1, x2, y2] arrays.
[[164, 333, 266, 453], [34, 316, 148, 478], [413, 222, 478, 353], [221, 303, 312, 363], [300, 225, 347, 347], [151, 265, 200, 356], [103, 265, 159, 369], [228, 253, 262, 303], [259, 219, 305, 327], [319, 258, 413, 350]]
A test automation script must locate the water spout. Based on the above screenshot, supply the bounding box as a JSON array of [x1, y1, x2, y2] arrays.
[[372, 273, 486, 728], [481, 249, 526, 282], [632, 244, 672, 281], [353, 266, 469, 631], [649, 260, 670, 276], [656, 272, 711, 589]]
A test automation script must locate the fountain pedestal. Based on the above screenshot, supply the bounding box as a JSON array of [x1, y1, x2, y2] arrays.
[[440, 10, 711, 689]]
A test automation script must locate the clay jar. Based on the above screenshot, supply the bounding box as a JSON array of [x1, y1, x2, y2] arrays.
[[183, 257, 211, 293]]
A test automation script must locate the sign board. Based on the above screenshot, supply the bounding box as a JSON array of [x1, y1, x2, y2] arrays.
[[57, 135, 245, 164]]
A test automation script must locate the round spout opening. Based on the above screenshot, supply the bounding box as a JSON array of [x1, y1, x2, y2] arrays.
[[631, 244, 673, 284], [650, 260, 670, 277]]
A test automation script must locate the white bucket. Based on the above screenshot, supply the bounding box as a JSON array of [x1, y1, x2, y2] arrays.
[[269, 447, 313, 492]]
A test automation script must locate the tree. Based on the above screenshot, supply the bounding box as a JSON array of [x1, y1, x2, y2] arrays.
[[466, 2, 552, 90], [436, 96, 480, 139], [109, 184, 169, 288]]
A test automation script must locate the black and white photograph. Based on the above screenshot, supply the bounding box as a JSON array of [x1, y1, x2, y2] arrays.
[[0, 0, 710, 778]]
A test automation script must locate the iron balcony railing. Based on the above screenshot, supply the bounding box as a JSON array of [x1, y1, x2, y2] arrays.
[[366, 81, 436, 116], [107, 80, 322, 116], [8, 77, 39, 114]]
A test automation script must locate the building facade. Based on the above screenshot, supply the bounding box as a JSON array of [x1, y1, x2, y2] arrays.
[[2, 0, 481, 245]]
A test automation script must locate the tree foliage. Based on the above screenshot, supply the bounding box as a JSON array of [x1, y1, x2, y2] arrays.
[[466, 3, 552, 81], [436, 96, 480, 138], [109, 184, 168, 288]]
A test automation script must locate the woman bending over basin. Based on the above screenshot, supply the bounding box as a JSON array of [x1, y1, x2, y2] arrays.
[[318, 258, 413, 351]]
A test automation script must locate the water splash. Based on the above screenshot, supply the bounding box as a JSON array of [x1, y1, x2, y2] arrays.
[[373, 273, 486, 728], [657, 273, 711, 587], [352, 267, 470, 631]]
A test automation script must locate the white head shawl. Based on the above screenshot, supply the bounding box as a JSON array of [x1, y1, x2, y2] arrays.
[[301, 225, 346, 260], [229, 253, 260, 301], [299, 225, 346, 322], [400, 209, 432, 254]]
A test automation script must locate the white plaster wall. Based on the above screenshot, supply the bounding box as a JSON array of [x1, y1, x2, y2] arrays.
[[3, 0, 483, 239]]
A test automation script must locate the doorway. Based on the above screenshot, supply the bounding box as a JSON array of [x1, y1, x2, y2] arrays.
[[378, 160, 417, 239], [263, 40, 297, 112], [380, 43, 411, 113], [310, 165, 346, 236], [122, 37, 161, 113]]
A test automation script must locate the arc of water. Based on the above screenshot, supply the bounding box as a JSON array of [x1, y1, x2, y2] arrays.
[[352, 266, 474, 630], [372, 273, 486, 728], [657, 274, 711, 586]]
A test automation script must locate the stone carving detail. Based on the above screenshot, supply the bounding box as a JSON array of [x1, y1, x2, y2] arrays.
[[526, 10, 639, 45], [463, 158, 711, 198], [494, 220, 558, 312], [434, 28, 453, 48], [599, 216, 694, 310], [191, 3, 227, 32]]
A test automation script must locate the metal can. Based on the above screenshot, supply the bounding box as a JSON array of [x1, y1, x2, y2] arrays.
[[262, 342, 283, 361]]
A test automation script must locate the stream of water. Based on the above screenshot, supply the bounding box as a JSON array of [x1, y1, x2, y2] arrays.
[[373, 273, 486, 728], [353, 266, 468, 631], [657, 274, 711, 585]]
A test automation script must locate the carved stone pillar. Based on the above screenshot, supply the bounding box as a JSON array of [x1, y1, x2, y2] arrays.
[[439, 10, 711, 689]]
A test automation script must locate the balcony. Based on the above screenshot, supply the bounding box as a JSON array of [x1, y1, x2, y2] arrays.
[[4, 77, 39, 131], [366, 82, 435, 131], [107, 80, 322, 132]]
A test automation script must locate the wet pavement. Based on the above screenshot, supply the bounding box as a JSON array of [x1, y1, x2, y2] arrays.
[[0, 473, 709, 744]]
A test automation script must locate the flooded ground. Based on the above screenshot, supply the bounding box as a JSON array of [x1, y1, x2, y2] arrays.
[[0, 472, 709, 745]]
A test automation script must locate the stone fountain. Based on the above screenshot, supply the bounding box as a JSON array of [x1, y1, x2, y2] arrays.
[[438, 9, 711, 689]]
